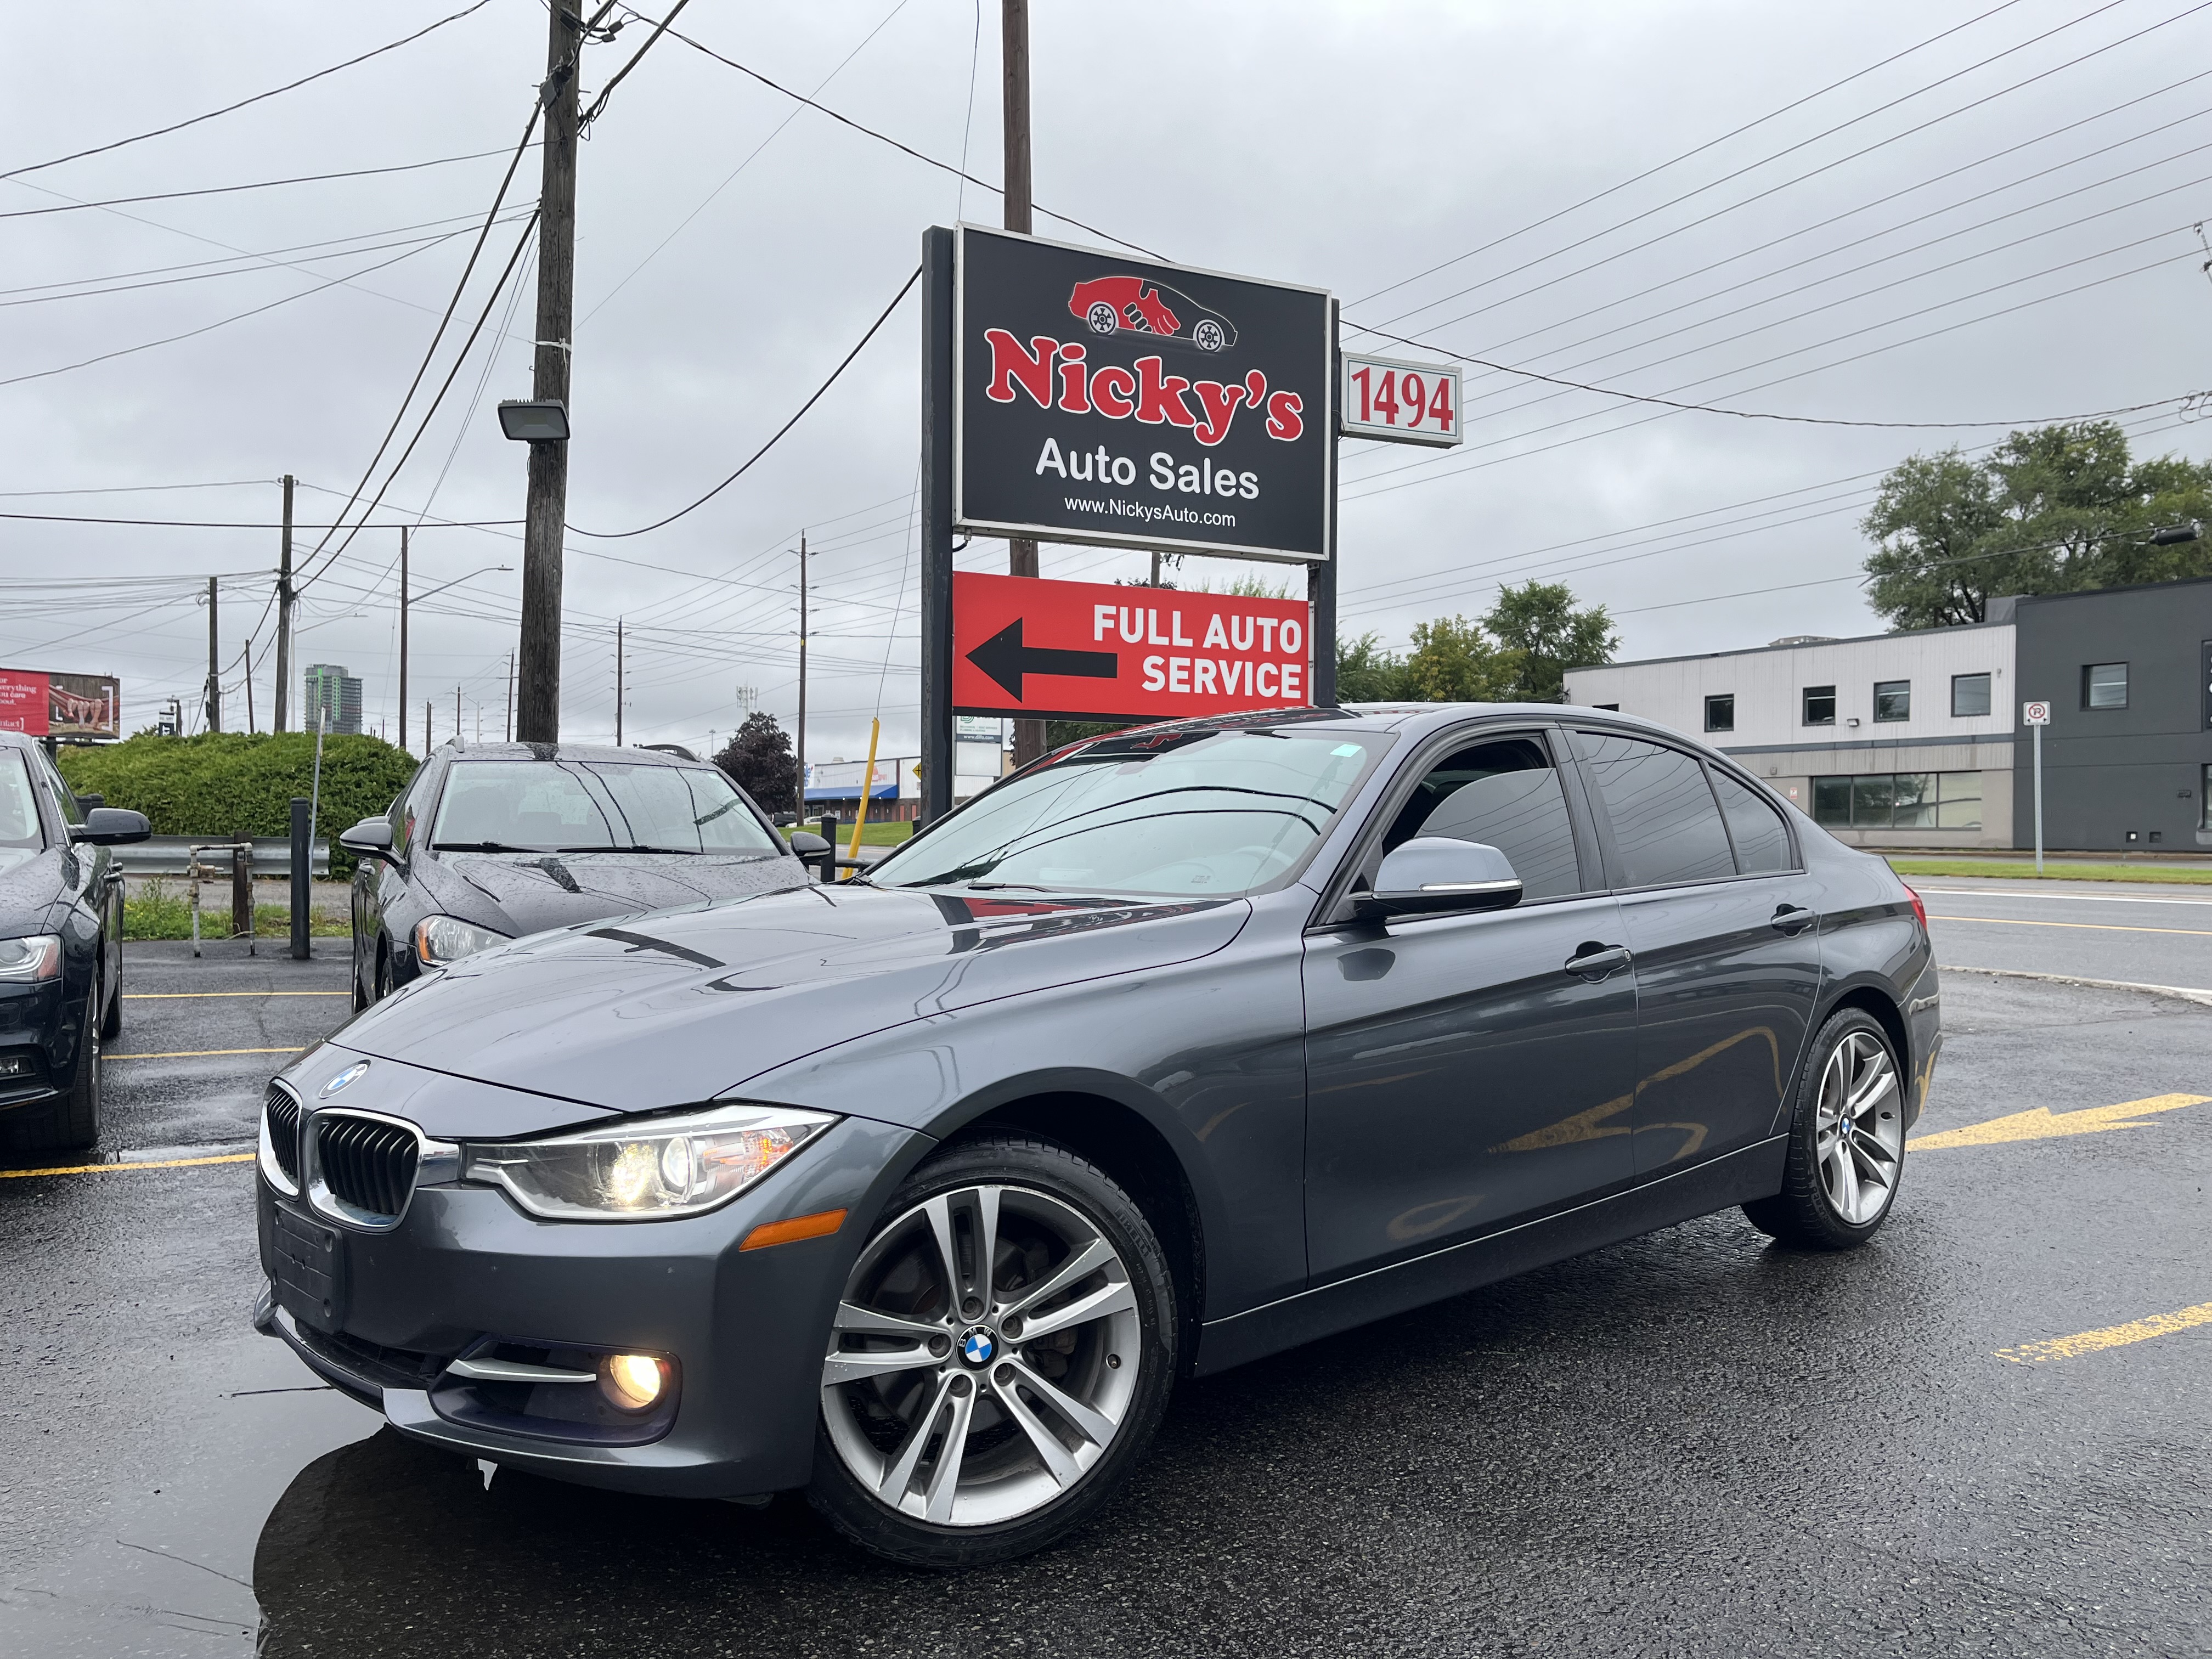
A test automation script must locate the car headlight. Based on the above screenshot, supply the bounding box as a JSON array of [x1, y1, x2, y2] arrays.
[[414, 915, 510, 966], [0, 936, 61, 981], [460, 1102, 838, 1221]]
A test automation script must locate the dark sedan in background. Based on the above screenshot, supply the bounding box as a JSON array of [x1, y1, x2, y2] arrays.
[[261, 705, 1938, 1566], [341, 741, 813, 1009], [0, 730, 148, 1153]]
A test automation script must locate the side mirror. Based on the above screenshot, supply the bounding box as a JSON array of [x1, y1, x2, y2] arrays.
[[340, 817, 396, 861], [787, 831, 830, 856], [1357, 837, 1522, 920], [69, 806, 150, 846]]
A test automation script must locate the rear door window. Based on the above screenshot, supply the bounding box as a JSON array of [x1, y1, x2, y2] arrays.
[[1575, 732, 1735, 888], [1376, 733, 1586, 901], [1709, 770, 1794, 873]]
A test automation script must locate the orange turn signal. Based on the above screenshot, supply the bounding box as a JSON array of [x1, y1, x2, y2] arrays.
[[740, 1207, 848, 1252]]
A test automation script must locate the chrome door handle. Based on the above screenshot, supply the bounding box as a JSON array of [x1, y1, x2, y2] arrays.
[[1565, 944, 1630, 981], [1771, 904, 1817, 936]]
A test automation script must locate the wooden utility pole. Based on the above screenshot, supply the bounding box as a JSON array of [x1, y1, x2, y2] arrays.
[[397, 526, 410, 753], [455, 684, 462, 738], [614, 617, 624, 746], [505, 651, 515, 741], [517, 0, 581, 743], [273, 474, 295, 731], [204, 577, 221, 733], [795, 534, 808, 814], [425, 699, 433, 752], [1002, 0, 1045, 767]]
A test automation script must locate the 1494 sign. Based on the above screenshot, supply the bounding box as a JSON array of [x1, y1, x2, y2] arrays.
[[955, 225, 1333, 563]]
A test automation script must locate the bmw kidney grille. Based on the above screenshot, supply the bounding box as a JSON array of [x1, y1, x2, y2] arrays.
[[262, 1083, 302, 1188], [314, 1113, 421, 1224]]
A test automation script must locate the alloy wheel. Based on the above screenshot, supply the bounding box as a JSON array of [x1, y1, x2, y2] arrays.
[[1814, 1031, 1902, 1226], [820, 1183, 1142, 1528]]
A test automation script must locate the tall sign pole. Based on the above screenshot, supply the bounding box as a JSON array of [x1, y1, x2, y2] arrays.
[[397, 526, 410, 754], [274, 473, 295, 732], [2024, 698, 2050, 874], [204, 576, 221, 733], [517, 0, 580, 743], [795, 534, 809, 814], [919, 226, 956, 823], [1001, 0, 1046, 769]]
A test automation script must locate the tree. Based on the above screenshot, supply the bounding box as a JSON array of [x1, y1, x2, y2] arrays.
[[1334, 631, 1410, 702], [1404, 616, 1520, 703], [1481, 580, 1619, 702], [713, 712, 799, 814], [1862, 422, 2212, 628]]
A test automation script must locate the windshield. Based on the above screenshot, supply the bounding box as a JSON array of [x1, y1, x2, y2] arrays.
[[430, 761, 781, 855], [870, 727, 1386, 898], [0, 752, 44, 879]]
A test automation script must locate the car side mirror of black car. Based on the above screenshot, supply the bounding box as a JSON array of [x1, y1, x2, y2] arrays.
[[1355, 837, 1523, 921], [340, 816, 397, 862], [68, 806, 150, 846], [787, 831, 833, 876]]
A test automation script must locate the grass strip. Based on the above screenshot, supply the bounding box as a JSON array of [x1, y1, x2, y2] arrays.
[[1885, 858, 2212, 885]]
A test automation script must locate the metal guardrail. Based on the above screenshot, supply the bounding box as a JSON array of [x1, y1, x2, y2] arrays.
[[110, 834, 331, 878]]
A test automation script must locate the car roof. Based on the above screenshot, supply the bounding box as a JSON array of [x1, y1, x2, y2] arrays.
[[441, 741, 698, 768]]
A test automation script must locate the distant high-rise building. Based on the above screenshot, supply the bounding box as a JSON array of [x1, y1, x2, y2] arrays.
[[302, 663, 363, 735]]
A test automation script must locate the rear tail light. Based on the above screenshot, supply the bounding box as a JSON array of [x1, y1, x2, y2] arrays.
[[1904, 884, 1928, 935]]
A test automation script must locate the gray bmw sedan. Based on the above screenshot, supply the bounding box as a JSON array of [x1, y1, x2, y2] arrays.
[[254, 704, 1939, 1565]]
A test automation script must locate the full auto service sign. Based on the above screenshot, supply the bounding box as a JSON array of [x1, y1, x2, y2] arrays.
[[952, 571, 1312, 723], [955, 225, 1332, 563]]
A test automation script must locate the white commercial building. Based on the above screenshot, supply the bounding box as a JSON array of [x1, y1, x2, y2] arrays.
[[1565, 620, 2017, 849]]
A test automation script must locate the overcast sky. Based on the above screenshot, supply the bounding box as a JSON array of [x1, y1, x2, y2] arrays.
[[5, 0, 2208, 763]]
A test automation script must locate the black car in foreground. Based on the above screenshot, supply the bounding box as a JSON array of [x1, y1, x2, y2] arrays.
[[256, 705, 1939, 1565], [0, 730, 148, 1153], [341, 741, 812, 1009]]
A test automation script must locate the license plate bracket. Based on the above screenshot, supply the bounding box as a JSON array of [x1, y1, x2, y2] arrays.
[[269, 1201, 347, 1332]]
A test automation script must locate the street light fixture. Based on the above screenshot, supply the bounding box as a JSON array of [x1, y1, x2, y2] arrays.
[[498, 399, 571, 442]]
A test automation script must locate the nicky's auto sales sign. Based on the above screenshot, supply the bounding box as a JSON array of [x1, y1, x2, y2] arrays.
[[955, 225, 1332, 563]]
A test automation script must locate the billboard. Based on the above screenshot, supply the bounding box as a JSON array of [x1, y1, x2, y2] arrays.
[[951, 571, 1312, 723], [955, 225, 1333, 563], [0, 670, 120, 738]]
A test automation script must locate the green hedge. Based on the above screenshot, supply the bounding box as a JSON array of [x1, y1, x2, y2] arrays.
[[55, 732, 417, 878]]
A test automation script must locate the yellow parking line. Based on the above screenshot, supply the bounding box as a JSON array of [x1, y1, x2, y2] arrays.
[[1996, 1300, 2212, 1364], [123, 991, 349, 1000], [106, 1046, 306, 1060], [1927, 914, 2212, 938], [1, 1152, 255, 1180]]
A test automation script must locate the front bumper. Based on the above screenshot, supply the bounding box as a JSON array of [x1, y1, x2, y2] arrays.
[[254, 1113, 930, 1498]]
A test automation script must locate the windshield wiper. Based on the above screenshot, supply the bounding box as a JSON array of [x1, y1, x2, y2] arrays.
[[431, 840, 538, 853]]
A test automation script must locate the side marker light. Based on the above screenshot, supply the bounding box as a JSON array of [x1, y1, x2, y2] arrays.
[[740, 1207, 848, 1252]]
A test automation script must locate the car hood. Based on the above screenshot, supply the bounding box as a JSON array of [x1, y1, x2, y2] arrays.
[[0, 847, 64, 929], [425, 848, 808, 935], [333, 882, 1250, 1120]]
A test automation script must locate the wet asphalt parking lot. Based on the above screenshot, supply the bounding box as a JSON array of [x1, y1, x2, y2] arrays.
[[2, 889, 2208, 1658]]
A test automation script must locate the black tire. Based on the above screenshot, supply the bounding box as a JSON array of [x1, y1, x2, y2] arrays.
[[98, 945, 122, 1041], [2, 999, 101, 1154], [373, 940, 396, 1003], [1743, 1007, 1905, 1250], [808, 1133, 1177, 1567]]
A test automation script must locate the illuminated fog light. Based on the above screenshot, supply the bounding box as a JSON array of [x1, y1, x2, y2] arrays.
[[0, 1053, 30, 1077], [601, 1353, 665, 1412]]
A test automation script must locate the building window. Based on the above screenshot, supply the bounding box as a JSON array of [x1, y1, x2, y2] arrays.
[[2083, 662, 2128, 709], [1704, 693, 1735, 732], [1951, 673, 1991, 718], [1810, 770, 1980, 831], [1802, 685, 1836, 726], [1873, 680, 1911, 722]]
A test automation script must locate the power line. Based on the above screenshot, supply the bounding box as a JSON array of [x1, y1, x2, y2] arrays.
[[566, 263, 921, 538], [290, 101, 544, 590], [1352, 0, 2032, 307], [0, 143, 540, 221], [0, 232, 484, 390], [1359, 0, 2172, 337], [0, 0, 496, 183], [614, 3, 1166, 258]]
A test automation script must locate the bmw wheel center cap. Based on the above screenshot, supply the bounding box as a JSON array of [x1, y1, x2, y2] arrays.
[[959, 1328, 995, 1367]]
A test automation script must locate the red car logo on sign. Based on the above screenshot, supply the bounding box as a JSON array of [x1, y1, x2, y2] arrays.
[[1068, 276, 1236, 353]]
